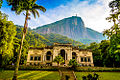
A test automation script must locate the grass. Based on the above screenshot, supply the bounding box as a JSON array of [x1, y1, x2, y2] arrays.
[[75, 72, 120, 80], [0, 70, 60, 80], [1, 70, 120, 80]]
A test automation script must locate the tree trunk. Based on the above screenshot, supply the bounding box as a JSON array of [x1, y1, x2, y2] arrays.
[[12, 11, 29, 80], [57, 62, 59, 67], [113, 54, 115, 68]]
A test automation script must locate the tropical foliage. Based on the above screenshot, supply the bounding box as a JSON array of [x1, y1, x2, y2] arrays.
[[68, 59, 78, 69], [53, 55, 64, 66], [85, 0, 120, 67], [0, 11, 16, 66], [82, 73, 99, 80], [103, 0, 120, 67], [41, 33, 85, 47]]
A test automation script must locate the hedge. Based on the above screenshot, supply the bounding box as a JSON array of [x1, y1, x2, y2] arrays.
[[3, 65, 58, 71], [2, 65, 120, 72]]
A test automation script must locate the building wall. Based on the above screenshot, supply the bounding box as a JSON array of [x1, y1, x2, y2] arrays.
[[27, 49, 43, 65], [27, 44, 94, 66]]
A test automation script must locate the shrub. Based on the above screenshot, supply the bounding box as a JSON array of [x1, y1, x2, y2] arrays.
[[68, 59, 78, 70], [3, 65, 59, 71], [82, 73, 99, 80], [53, 55, 64, 66], [0, 68, 4, 72]]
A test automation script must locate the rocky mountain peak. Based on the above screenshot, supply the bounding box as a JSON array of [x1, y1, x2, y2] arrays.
[[34, 16, 105, 44]]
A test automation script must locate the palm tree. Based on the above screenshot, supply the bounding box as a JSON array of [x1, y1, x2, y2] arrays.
[[6, 0, 46, 79]]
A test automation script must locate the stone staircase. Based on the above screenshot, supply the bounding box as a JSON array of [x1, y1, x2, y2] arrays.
[[59, 67, 77, 80]]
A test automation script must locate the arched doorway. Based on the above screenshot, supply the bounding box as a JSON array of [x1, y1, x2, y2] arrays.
[[72, 52, 77, 60], [46, 51, 52, 61], [60, 49, 65, 60]]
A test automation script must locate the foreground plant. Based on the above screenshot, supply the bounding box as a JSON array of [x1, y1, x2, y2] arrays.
[[82, 73, 99, 80], [68, 59, 78, 70], [53, 55, 64, 66]]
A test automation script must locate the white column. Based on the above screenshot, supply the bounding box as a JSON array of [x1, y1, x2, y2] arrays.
[[91, 56, 93, 63], [65, 53, 66, 60], [44, 55, 46, 61], [66, 53, 67, 60], [42, 55, 44, 62]]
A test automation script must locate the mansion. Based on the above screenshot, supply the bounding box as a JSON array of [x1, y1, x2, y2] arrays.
[[26, 43, 94, 66]]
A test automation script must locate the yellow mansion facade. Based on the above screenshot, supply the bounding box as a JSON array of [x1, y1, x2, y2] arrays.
[[26, 43, 94, 66]]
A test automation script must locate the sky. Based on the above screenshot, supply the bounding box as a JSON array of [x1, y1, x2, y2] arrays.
[[1, 0, 113, 32]]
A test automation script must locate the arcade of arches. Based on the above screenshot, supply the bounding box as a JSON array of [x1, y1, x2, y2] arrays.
[[27, 43, 94, 66]]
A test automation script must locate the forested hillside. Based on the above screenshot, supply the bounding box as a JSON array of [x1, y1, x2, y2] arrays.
[[16, 25, 84, 47]]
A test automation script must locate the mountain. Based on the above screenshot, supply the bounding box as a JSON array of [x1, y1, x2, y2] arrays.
[[34, 16, 105, 44], [16, 25, 85, 48]]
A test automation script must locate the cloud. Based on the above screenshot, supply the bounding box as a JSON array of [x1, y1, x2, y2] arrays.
[[41, 0, 113, 32], [28, 14, 53, 29], [1, 0, 113, 32]]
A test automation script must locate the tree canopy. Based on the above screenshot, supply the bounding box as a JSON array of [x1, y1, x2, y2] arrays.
[[0, 11, 16, 66], [103, 0, 120, 67]]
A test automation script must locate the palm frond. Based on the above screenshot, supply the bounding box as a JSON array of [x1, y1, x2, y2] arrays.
[[30, 10, 36, 18], [33, 5, 46, 12], [32, 0, 37, 4], [7, 0, 46, 17], [16, 9, 23, 15], [34, 9, 40, 17], [109, 1, 116, 8]]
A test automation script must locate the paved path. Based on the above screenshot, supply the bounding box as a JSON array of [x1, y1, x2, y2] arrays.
[[59, 67, 77, 80]]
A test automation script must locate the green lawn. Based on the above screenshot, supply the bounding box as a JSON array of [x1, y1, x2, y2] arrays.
[[1, 70, 120, 80], [75, 72, 120, 80], [0, 70, 60, 80]]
